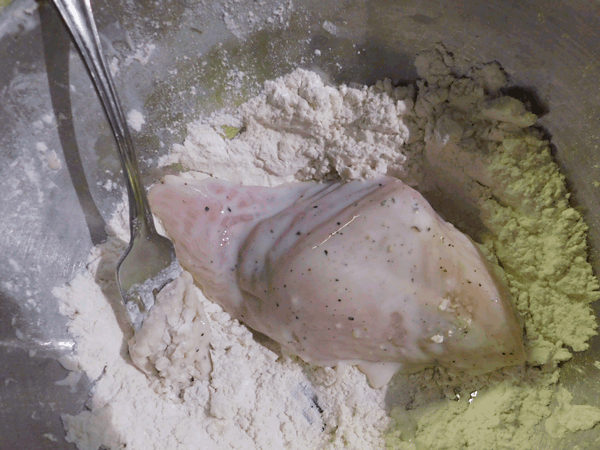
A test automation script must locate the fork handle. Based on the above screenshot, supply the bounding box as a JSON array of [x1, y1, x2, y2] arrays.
[[52, 0, 156, 238]]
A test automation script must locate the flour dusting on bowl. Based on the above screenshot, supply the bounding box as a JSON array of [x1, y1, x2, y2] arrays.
[[55, 46, 600, 449]]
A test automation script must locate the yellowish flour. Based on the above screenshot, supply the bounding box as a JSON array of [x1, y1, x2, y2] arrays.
[[386, 133, 600, 449]]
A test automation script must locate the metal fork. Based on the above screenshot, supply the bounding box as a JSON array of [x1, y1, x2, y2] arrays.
[[52, 0, 181, 331]]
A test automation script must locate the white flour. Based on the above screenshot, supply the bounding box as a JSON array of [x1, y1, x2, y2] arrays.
[[56, 205, 388, 449], [161, 69, 416, 186], [56, 44, 600, 449], [126, 109, 146, 132], [218, 0, 295, 40]]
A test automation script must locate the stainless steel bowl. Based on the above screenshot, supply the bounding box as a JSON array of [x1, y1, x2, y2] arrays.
[[1, 0, 599, 448]]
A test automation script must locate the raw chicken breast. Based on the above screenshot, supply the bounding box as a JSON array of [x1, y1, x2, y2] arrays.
[[149, 175, 525, 387]]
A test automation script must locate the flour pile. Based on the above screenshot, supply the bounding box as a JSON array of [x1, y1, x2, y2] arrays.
[[55, 203, 388, 449], [162, 70, 416, 186], [55, 44, 600, 449]]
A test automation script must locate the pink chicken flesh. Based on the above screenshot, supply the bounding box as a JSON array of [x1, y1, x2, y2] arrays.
[[148, 175, 526, 387]]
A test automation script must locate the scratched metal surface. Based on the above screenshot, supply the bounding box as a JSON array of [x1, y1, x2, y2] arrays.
[[1, 0, 599, 448]]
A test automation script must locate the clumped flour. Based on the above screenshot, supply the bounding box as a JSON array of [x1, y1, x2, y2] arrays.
[[55, 44, 600, 449]]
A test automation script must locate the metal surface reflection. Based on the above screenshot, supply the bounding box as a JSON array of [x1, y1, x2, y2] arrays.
[[1, 0, 599, 448]]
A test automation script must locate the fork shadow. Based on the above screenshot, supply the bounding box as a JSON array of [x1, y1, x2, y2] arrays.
[[38, 2, 137, 365], [39, 2, 107, 247]]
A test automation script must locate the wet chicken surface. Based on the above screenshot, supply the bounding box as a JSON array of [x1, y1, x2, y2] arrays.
[[149, 175, 526, 387]]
